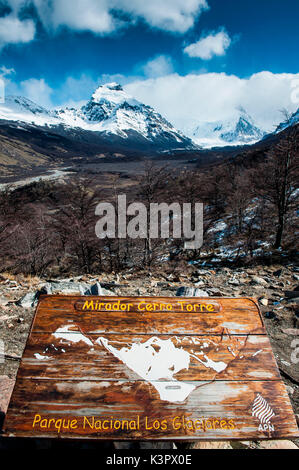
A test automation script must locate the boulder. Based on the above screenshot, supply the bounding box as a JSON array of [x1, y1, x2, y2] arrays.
[[282, 328, 299, 336], [45, 281, 114, 296], [15, 292, 38, 308], [16, 282, 115, 308], [43, 281, 84, 295], [176, 287, 209, 297], [251, 276, 267, 286], [83, 282, 114, 296], [15, 283, 52, 308]]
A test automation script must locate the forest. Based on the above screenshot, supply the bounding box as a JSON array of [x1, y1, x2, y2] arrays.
[[0, 125, 298, 276]]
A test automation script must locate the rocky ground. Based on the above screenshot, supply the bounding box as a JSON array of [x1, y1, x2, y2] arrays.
[[0, 263, 298, 449]]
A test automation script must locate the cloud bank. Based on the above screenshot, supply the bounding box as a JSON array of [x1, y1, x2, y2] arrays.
[[124, 71, 299, 133], [5, 71, 299, 133]]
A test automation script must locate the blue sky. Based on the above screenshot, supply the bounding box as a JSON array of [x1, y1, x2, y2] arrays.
[[0, 0, 298, 131]]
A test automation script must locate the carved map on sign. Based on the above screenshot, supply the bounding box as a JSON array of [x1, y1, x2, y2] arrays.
[[43, 326, 246, 402], [3, 296, 299, 440]]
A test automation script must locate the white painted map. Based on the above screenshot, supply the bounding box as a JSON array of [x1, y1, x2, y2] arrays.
[[34, 324, 255, 403]]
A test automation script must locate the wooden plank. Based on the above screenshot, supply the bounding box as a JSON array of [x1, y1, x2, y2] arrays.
[[3, 295, 298, 441], [4, 378, 298, 440], [31, 296, 265, 335], [18, 334, 280, 382]]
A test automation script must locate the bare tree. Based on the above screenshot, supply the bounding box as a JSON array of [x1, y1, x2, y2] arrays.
[[54, 175, 102, 273], [137, 161, 171, 267], [253, 119, 298, 248]]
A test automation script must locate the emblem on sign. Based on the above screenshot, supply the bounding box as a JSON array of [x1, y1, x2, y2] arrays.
[[252, 393, 275, 431]]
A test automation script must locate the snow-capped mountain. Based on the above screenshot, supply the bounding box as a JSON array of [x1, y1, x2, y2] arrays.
[[187, 108, 265, 148], [0, 95, 55, 125], [274, 108, 299, 133], [55, 83, 194, 146], [0, 83, 194, 151]]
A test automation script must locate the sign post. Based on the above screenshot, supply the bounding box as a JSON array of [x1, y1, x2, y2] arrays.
[[3, 295, 298, 440]]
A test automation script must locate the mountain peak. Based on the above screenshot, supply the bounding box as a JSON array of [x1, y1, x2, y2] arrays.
[[91, 82, 130, 105], [104, 82, 123, 91], [220, 109, 264, 144], [81, 82, 141, 125], [188, 108, 265, 148], [93, 82, 124, 95]]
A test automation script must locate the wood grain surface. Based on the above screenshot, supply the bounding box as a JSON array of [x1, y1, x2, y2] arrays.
[[31, 296, 266, 335], [3, 295, 298, 440], [18, 334, 280, 382]]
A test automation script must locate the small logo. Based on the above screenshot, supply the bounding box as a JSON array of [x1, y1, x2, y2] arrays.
[[252, 393, 275, 431]]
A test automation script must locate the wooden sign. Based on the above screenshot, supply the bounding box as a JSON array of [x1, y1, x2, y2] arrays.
[[3, 295, 298, 440]]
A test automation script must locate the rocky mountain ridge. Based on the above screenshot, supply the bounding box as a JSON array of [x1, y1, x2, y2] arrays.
[[0, 83, 195, 152]]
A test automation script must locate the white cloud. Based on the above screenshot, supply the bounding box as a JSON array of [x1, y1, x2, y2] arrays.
[[141, 55, 174, 78], [0, 0, 208, 47], [0, 14, 35, 47], [184, 30, 231, 60], [0, 65, 16, 77], [114, 0, 209, 33], [31, 0, 118, 34], [30, 0, 209, 35], [10, 78, 53, 108], [124, 71, 299, 132]]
